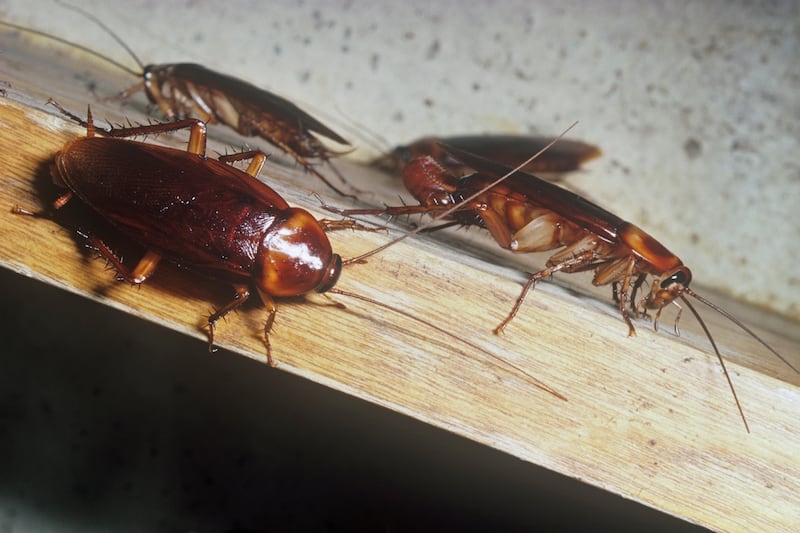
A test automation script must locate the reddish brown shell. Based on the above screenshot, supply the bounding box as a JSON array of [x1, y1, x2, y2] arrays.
[[54, 135, 311, 286]]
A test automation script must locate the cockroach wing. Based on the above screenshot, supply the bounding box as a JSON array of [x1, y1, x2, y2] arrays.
[[441, 144, 625, 244], [167, 64, 350, 146], [439, 135, 602, 172], [56, 137, 290, 281]]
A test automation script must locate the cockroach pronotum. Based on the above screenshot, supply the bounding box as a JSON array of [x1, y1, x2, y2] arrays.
[[0, 5, 356, 197], [11, 101, 565, 401], [324, 143, 798, 432], [372, 134, 602, 178]]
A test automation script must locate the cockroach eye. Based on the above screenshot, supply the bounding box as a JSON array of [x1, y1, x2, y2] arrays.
[[316, 254, 342, 293], [661, 267, 691, 289], [394, 146, 413, 164]]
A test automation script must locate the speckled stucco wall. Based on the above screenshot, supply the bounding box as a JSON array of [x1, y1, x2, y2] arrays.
[[2, 0, 798, 319]]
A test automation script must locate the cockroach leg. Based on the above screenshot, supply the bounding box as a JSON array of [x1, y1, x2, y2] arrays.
[[47, 99, 90, 132], [218, 150, 268, 177], [322, 203, 449, 218], [52, 191, 74, 210], [418, 220, 462, 233], [207, 285, 252, 350], [253, 288, 278, 367], [213, 125, 350, 197], [318, 219, 385, 233], [84, 235, 126, 277], [671, 301, 683, 335], [12, 188, 73, 217], [495, 250, 598, 335], [48, 99, 209, 152], [303, 160, 359, 200], [629, 273, 648, 318], [616, 257, 638, 337], [115, 80, 145, 102], [85, 235, 162, 285], [103, 118, 209, 154], [11, 205, 47, 217], [325, 160, 357, 189], [494, 274, 539, 336], [126, 249, 162, 285]]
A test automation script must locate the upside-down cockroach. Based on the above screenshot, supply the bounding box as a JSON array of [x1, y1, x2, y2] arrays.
[[372, 134, 601, 178], [11, 101, 565, 401], [325, 143, 799, 432], [0, 5, 355, 197]]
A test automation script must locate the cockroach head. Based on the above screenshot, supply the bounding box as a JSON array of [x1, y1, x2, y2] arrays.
[[141, 65, 166, 105], [646, 266, 693, 309], [254, 209, 340, 297]]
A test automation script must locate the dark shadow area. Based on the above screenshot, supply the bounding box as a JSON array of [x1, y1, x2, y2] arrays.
[[0, 267, 708, 532]]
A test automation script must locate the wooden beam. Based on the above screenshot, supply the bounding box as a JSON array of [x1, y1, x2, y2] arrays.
[[1, 36, 799, 532]]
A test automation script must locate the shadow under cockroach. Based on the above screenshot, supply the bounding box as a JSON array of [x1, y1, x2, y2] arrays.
[[372, 134, 602, 180]]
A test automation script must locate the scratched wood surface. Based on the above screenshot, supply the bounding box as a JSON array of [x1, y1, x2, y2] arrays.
[[1, 35, 799, 532]]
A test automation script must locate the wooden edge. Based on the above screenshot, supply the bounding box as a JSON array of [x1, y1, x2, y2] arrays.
[[1, 77, 799, 531]]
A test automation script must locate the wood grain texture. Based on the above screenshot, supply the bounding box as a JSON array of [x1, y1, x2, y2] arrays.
[[1, 38, 799, 532]]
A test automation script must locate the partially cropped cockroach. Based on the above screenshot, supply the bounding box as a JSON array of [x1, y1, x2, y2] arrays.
[[372, 134, 601, 177], [12, 101, 564, 401], [326, 143, 798, 431], [0, 5, 355, 197]]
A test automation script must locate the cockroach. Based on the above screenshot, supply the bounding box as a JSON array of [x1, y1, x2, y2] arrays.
[[372, 134, 602, 178], [325, 143, 799, 432], [11, 101, 565, 401], [0, 6, 356, 197]]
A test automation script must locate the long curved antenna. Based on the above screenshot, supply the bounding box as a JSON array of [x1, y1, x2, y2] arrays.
[[342, 121, 579, 265], [54, 0, 146, 70], [681, 295, 749, 433], [685, 288, 798, 374], [328, 287, 567, 401], [0, 19, 141, 77]]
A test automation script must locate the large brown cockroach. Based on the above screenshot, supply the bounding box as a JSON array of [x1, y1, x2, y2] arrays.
[[11, 101, 564, 401], [325, 143, 798, 431], [372, 134, 601, 178], [0, 7, 355, 197]]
